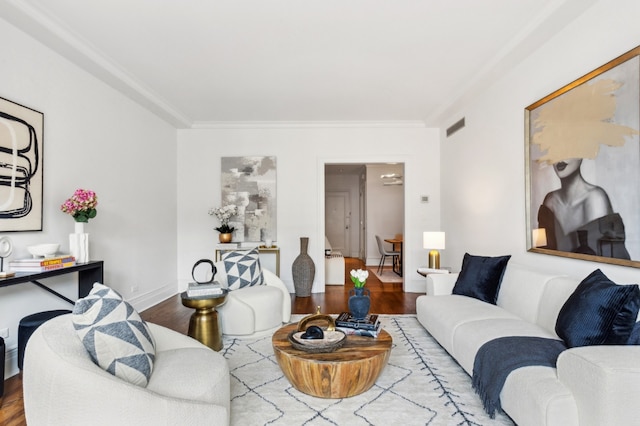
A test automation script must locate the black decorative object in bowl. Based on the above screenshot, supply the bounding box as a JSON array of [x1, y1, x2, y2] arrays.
[[287, 307, 346, 353], [300, 325, 324, 340]]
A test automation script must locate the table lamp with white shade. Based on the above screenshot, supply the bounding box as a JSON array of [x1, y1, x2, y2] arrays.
[[423, 232, 445, 269], [531, 228, 547, 248]]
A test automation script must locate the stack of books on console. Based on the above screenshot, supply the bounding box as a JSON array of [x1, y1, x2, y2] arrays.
[[9, 255, 76, 272], [335, 312, 382, 338], [187, 281, 223, 297]]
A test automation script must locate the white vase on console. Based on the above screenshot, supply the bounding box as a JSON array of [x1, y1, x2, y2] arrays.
[[70, 222, 89, 263]]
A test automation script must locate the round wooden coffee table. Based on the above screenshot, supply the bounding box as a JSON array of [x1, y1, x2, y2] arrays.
[[272, 322, 392, 398]]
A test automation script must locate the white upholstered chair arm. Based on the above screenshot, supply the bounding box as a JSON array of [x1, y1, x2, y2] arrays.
[[263, 268, 292, 322], [23, 316, 229, 426], [147, 322, 206, 350], [426, 273, 459, 296], [557, 345, 640, 426], [218, 295, 257, 335]]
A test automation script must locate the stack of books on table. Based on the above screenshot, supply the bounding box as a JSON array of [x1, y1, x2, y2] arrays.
[[335, 312, 382, 338], [9, 255, 76, 272], [187, 281, 224, 297]]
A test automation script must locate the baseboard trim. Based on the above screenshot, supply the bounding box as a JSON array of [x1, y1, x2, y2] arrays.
[[128, 283, 178, 313], [4, 345, 18, 379]]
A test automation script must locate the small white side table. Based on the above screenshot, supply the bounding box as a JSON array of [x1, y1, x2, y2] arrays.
[[416, 267, 451, 277]]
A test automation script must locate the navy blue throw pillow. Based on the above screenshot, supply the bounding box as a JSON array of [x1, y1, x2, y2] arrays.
[[451, 253, 511, 304], [556, 269, 640, 348], [627, 321, 640, 345]]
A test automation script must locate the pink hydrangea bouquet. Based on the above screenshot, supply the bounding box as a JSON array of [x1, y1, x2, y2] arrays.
[[61, 189, 98, 223]]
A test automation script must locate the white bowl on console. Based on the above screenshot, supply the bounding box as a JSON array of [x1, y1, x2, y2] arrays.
[[27, 244, 60, 258]]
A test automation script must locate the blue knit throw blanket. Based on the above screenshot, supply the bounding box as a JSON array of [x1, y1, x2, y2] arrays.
[[472, 336, 567, 418]]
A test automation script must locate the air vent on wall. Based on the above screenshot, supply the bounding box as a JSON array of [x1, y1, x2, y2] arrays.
[[446, 117, 465, 137]]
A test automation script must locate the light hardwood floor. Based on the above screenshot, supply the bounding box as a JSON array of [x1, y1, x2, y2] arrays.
[[0, 257, 417, 425]]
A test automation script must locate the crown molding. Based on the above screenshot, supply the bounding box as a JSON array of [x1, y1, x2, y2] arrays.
[[0, 0, 192, 128], [189, 120, 427, 130]]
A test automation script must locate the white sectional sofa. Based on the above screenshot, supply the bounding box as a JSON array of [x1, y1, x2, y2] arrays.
[[416, 262, 640, 426]]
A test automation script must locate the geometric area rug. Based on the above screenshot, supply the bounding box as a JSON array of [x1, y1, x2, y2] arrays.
[[221, 315, 514, 425]]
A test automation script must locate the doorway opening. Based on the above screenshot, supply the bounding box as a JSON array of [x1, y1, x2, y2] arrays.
[[324, 163, 404, 282]]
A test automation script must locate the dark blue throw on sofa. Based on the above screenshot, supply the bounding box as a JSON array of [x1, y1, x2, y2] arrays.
[[472, 336, 567, 418]]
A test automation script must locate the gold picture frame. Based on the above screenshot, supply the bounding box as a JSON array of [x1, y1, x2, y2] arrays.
[[525, 45, 640, 268]]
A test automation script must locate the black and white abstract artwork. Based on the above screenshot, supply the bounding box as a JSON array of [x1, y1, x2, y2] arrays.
[[221, 156, 276, 242], [0, 97, 43, 231]]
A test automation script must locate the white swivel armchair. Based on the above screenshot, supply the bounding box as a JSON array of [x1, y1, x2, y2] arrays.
[[215, 262, 291, 338], [23, 314, 230, 426]]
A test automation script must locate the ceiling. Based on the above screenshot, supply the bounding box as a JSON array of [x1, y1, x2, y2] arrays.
[[0, 0, 596, 128]]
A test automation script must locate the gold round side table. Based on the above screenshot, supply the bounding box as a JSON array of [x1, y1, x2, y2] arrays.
[[180, 290, 228, 351]]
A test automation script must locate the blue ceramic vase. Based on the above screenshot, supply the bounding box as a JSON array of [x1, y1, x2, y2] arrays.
[[348, 287, 371, 320]]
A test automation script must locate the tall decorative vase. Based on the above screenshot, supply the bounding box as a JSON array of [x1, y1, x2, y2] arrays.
[[292, 237, 315, 297], [69, 222, 89, 263], [348, 287, 371, 320]]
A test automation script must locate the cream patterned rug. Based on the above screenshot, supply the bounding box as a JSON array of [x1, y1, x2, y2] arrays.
[[222, 315, 514, 425], [368, 268, 403, 283]]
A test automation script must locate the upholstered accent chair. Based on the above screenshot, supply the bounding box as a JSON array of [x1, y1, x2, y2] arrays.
[[23, 314, 230, 425], [215, 261, 291, 338]]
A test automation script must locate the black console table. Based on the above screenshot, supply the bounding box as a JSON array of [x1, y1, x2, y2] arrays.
[[0, 261, 104, 305]]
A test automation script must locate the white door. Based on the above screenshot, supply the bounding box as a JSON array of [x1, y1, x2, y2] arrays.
[[325, 192, 350, 254]]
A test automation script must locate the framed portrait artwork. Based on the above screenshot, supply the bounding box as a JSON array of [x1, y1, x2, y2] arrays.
[[0, 97, 44, 231], [525, 45, 640, 268]]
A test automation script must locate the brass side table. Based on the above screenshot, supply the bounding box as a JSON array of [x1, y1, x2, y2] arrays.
[[180, 290, 228, 351]]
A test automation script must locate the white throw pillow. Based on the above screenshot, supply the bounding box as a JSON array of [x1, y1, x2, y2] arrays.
[[72, 283, 156, 387]]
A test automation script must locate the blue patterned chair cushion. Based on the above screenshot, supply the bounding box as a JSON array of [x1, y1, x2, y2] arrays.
[[222, 247, 265, 290], [72, 283, 156, 387]]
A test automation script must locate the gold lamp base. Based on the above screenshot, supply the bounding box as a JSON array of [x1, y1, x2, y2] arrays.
[[428, 250, 440, 269]]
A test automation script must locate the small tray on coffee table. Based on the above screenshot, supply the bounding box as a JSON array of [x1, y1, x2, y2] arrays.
[[288, 329, 346, 353]]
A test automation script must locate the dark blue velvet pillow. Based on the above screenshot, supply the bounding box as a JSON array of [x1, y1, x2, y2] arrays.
[[627, 321, 640, 345], [556, 269, 640, 348], [451, 253, 511, 304]]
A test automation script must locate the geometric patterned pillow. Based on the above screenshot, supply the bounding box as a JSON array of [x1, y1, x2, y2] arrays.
[[72, 283, 156, 387], [222, 247, 265, 290]]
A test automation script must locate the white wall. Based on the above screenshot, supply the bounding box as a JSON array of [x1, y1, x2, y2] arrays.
[[177, 125, 440, 294], [366, 163, 404, 266], [0, 18, 178, 377], [439, 0, 640, 285]]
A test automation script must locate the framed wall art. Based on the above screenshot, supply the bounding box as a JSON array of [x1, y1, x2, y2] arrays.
[[221, 156, 276, 243], [0, 97, 44, 231], [525, 45, 640, 267]]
